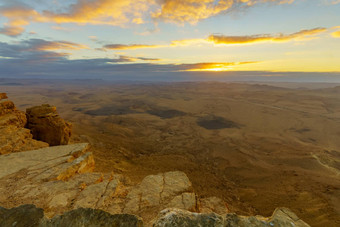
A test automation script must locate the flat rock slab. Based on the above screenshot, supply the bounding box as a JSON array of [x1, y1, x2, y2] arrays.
[[0, 143, 90, 179]]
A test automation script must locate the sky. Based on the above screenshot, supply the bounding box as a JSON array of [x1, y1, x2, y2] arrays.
[[0, 0, 340, 81]]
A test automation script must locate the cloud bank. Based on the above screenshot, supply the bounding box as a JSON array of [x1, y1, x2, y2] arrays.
[[0, 0, 295, 36], [0, 38, 255, 77]]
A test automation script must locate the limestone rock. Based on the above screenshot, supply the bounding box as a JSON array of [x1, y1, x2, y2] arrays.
[[153, 208, 224, 227], [0, 99, 26, 127], [0, 205, 143, 227], [0, 204, 44, 227], [153, 208, 311, 227], [0, 205, 311, 227], [0, 92, 8, 100], [26, 104, 72, 146], [225, 207, 310, 227], [167, 193, 196, 211], [0, 143, 96, 216], [124, 171, 197, 222], [43, 208, 143, 227], [269, 207, 311, 227], [0, 144, 310, 227], [199, 197, 229, 215], [0, 143, 92, 179], [0, 125, 48, 155], [0, 96, 48, 155]]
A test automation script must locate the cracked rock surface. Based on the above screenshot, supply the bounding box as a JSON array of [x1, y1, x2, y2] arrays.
[[154, 208, 311, 227], [0, 144, 206, 225], [0, 143, 310, 226]]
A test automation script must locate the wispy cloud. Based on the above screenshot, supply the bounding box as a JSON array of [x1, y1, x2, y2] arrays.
[[25, 39, 89, 51], [0, 4, 46, 36], [103, 44, 164, 50], [102, 27, 328, 51], [0, 39, 161, 66], [207, 28, 327, 45], [152, 0, 294, 24], [115, 55, 161, 62], [0, 0, 295, 37]]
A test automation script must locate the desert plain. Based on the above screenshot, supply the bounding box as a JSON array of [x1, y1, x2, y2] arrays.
[[1, 78, 340, 226]]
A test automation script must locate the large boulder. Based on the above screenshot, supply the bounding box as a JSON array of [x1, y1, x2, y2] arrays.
[[0, 94, 48, 155], [26, 104, 72, 146]]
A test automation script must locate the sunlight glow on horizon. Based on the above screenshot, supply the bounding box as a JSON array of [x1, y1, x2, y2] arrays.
[[0, 0, 340, 77]]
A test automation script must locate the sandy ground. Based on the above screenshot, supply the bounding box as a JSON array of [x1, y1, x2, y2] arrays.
[[1, 79, 340, 226]]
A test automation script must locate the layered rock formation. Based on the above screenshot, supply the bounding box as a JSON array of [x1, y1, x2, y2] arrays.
[[0, 143, 310, 226], [154, 208, 310, 227], [0, 205, 310, 227], [0, 143, 217, 224], [0, 205, 143, 227], [0, 93, 48, 154], [26, 104, 72, 146]]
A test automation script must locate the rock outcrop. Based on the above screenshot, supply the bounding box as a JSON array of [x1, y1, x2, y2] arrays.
[[0, 143, 311, 226], [123, 171, 197, 221], [0, 93, 48, 155], [0, 204, 44, 227], [0, 205, 310, 227], [154, 208, 311, 227], [0, 144, 197, 224], [0, 93, 8, 100], [26, 104, 72, 146], [0, 205, 143, 227]]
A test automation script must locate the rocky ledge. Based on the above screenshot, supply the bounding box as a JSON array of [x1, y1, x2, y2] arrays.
[[0, 143, 310, 226], [0, 204, 309, 227]]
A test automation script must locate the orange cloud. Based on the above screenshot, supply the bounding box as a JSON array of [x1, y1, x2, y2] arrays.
[[207, 27, 327, 45], [43, 0, 151, 26], [151, 0, 233, 24], [0, 0, 295, 36], [0, 5, 47, 36], [0, 26, 24, 37], [180, 61, 259, 71], [152, 0, 294, 24]]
